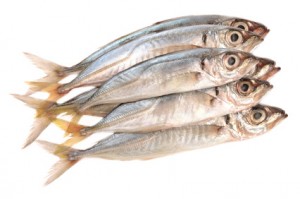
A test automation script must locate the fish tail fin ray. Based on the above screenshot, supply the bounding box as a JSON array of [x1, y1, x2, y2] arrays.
[[53, 118, 88, 146], [12, 94, 57, 147], [37, 140, 79, 185], [24, 52, 68, 94], [25, 81, 65, 102]]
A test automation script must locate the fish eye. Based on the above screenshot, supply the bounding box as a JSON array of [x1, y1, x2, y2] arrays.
[[231, 33, 239, 42], [237, 80, 254, 96], [233, 21, 249, 31], [226, 31, 244, 46], [228, 57, 235, 65], [223, 54, 240, 70], [250, 109, 267, 124]]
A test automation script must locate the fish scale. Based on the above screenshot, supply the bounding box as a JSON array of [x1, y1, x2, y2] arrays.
[[58, 25, 262, 93], [37, 104, 286, 184], [95, 99, 157, 129], [78, 79, 271, 137], [79, 48, 272, 110], [61, 15, 268, 75]]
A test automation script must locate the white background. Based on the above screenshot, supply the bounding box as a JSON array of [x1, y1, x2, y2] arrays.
[[1, 0, 299, 198]]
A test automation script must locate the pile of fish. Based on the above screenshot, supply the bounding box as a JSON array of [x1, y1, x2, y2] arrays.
[[14, 15, 287, 184]]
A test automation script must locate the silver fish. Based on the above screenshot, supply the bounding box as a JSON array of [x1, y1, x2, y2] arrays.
[[49, 55, 279, 118], [56, 78, 272, 147], [24, 15, 268, 85], [13, 60, 278, 147], [57, 25, 262, 94], [63, 15, 269, 74], [79, 48, 274, 110], [38, 104, 287, 184]]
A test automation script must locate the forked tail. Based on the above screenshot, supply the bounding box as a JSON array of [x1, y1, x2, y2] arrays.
[[37, 140, 79, 185], [53, 118, 88, 146], [24, 53, 69, 102], [12, 94, 75, 147]]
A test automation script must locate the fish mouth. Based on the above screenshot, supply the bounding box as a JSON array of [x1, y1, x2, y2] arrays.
[[253, 58, 279, 81], [253, 81, 273, 101], [276, 108, 288, 120], [262, 66, 281, 81], [256, 57, 276, 68], [275, 110, 288, 125], [268, 111, 288, 130], [253, 27, 270, 39], [242, 36, 263, 52], [260, 104, 288, 130]]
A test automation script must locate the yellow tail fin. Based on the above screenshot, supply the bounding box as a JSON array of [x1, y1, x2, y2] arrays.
[[24, 52, 67, 87], [37, 140, 79, 185], [53, 118, 85, 136], [25, 81, 65, 102], [66, 113, 82, 136], [12, 94, 55, 147], [24, 52, 71, 102], [12, 94, 73, 147], [53, 118, 88, 146]]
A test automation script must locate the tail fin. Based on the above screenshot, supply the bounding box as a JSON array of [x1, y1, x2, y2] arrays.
[[66, 113, 82, 137], [53, 118, 88, 146], [24, 53, 69, 102], [12, 94, 54, 147], [12, 94, 66, 147], [37, 140, 79, 185], [25, 81, 65, 102], [24, 52, 67, 85]]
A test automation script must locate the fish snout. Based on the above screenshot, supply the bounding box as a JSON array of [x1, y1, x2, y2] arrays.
[[256, 57, 275, 68]]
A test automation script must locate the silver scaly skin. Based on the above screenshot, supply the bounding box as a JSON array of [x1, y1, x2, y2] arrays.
[[79, 48, 274, 110], [13, 66, 276, 148], [63, 15, 269, 75], [71, 105, 287, 160], [58, 25, 263, 93], [45, 53, 279, 118], [79, 78, 272, 136], [37, 104, 286, 184]]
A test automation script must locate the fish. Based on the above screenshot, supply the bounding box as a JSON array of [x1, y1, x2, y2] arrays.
[[26, 25, 263, 103], [38, 104, 287, 184], [56, 78, 272, 146], [79, 48, 274, 110], [63, 15, 268, 75], [50, 55, 279, 119], [13, 58, 279, 147], [24, 15, 269, 89], [58, 25, 262, 93]]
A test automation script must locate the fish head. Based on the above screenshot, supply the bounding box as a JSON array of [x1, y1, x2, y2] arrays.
[[215, 27, 263, 52], [201, 50, 259, 83], [228, 104, 287, 140], [218, 79, 273, 109], [247, 58, 280, 81], [219, 17, 269, 38]]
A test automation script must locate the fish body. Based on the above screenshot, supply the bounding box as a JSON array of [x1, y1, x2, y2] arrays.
[[58, 25, 262, 93], [79, 79, 272, 136], [73, 125, 231, 160], [64, 15, 268, 74], [80, 48, 275, 110], [72, 104, 287, 160], [38, 104, 287, 184]]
